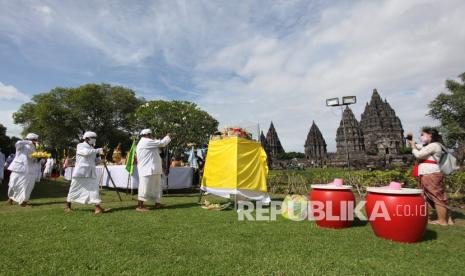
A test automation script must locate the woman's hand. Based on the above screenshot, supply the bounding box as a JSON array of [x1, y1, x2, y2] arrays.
[[407, 140, 417, 149]]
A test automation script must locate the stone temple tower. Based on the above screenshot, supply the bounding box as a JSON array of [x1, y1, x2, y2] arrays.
[[336, 107, 365, 157], [305, 121, 327, 165], [265, 121, 285, 157], [360, 89, 404, 155]]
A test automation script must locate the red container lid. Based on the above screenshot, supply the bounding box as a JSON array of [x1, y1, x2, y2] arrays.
[[311, 184, 352, 190], [367, 187, 423, 195]]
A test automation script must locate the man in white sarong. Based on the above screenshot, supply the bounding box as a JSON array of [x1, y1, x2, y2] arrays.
[[0, 148, 5, 182], [65, 131, 110, 214], [6, 133, 39, 206], [35, 158, 44, 183], [136, 129, 170, 212], [43, 157, 54, 178]]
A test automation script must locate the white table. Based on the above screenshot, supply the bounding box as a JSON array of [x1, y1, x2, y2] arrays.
[[64, 165, 194, 190]]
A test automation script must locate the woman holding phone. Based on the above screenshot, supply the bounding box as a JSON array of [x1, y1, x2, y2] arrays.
[[407, 127, 454, 226]]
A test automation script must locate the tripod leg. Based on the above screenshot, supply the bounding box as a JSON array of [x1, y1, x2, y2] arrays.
[[104, 163, 122, 202], [198, 191, 203, 204]]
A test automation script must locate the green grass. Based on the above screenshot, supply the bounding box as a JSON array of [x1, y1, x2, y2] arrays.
[[1, 178, 465, 275]]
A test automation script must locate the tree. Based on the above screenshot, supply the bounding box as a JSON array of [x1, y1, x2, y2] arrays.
[[0, 124, 19, 155], [429, 72, 465, 165], [276, 152, 306, 160], [13, 83, 144, 155], [135, 100, 218, 156]]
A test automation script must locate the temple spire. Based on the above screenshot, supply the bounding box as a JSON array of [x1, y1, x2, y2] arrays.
[[305, 121, 327, 166], [265, 121, 285, 156]]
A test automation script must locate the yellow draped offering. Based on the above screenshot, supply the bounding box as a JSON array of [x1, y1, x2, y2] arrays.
[[201, 137, 269, 201]]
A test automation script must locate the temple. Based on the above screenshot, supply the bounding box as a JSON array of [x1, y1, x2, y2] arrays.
[[265, 121, 285, 157], [360, 89, 404, 156], [304, 121, 327, 166], [330, 89, 406, 168]]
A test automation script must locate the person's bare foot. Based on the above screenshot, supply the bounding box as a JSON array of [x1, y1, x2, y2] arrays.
[[64, 207, 72, 213], [95, 208, 112, 214], [154, 203, 165, 209], [136, 207, 150, 212], [448, 217, 455, 225], [429, 220, 448, 226], [6, 199, 13, 205]]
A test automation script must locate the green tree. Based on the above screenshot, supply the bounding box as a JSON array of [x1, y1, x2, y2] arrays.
[[276, 152, 306, 160], [429, 72, 465, 165], [135, 100, 218, 156], [13, 83, 144, 155], [0, 124, 19, 155]]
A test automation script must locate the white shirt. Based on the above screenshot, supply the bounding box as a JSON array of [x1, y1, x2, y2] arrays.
[[8, 140, 36, 174], [412, 142, 443, 175], [72, 142, 102, 179], [136, 136, 171, 177]]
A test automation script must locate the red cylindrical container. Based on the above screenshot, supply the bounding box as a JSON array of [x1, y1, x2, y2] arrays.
[[366, 187, 427, 243], [310, 184, 355, 229]]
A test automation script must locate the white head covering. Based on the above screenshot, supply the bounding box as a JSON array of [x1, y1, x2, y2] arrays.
[[140, 129, 152, 136], [26, 133, 39, 140], [83, 131, 97, 139]]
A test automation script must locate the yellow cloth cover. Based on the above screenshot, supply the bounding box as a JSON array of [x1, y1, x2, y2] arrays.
[[201, 137, 268, 192]]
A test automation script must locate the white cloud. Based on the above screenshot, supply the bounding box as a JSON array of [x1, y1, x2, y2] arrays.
[[0, 109, 22, 138], [1, 0, 464, 152], [0, 82, 29, 101], [195, 0, 465, 151]]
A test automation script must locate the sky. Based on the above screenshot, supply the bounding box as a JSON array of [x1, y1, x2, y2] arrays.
[[1, 0, 465, 152]]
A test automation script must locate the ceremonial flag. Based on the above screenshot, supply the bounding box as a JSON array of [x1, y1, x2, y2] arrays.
[[125, 138, 136, 175]]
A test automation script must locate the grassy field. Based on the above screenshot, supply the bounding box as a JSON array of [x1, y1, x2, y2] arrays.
[[1, 177, 465, 275]]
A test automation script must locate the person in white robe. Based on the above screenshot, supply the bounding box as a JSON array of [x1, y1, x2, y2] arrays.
[[6, 133, 39, 206], [43, 157, 54, 178], [0, 148, 5, 182], [136, 129, 171, 212], [35, 158, 44, 183], [65, 131, 110, 214]]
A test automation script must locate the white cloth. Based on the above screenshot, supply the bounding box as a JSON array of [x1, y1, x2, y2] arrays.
[[97, 165, 136, 188], [43, 158, 54, 177], [8, 171, 35, 204], [140, 129, 152, 135], [25, 133, 38, 140], [35, 159, 44, 183], [67, 142, 103, 205], [64, 167, 74, 181], [201, 187, 271, 204], [72, 142, 102, 178], [83, 131, 97, 139], [67, 177, 101, 204], [73, 165, 193, 190], [138, 174, 162, 202], [7, 140, 37, 203], [0, 151, 5, 180], [136, 136, 171, 176], [8, 140, 36, 174], [162, 167, 194, 190], [412, 142, 443, 175], [188, 147, 198, 169]]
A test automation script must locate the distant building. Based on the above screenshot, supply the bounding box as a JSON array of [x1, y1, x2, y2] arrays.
[[360, 89, 404, 156], [265, 121, 285, 157], [336, 107, 365, 157], [304, 121, 327, 166], [330, 89, 406, 168]]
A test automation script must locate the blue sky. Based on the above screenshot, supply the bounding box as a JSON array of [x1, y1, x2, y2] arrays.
[[1, 0, 465, 151]]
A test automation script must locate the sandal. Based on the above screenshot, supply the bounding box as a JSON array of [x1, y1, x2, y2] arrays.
[[428, 220, 448, 226]]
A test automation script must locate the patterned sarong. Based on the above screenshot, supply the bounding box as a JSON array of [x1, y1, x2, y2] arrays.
[[420, 172, 448, 209]]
